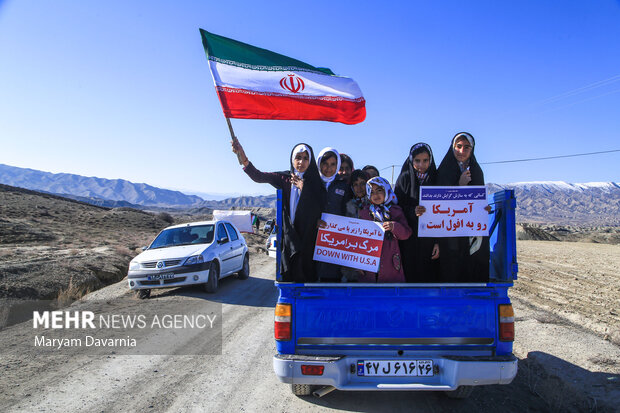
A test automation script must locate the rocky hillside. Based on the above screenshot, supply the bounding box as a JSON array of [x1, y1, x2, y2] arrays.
[[0, 184, 171, 300], [199, 195, 277, 209], [489, 182, 620, 226]]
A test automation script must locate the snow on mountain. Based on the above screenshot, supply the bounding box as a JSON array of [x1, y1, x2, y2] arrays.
[[488, 181, 620, 226], [499, 181, 620, 193]]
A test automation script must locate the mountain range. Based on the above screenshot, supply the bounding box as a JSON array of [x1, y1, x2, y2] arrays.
[[489, 181, 620, 226], [0, 164, 204, 207], [0, 163, 617, 226]]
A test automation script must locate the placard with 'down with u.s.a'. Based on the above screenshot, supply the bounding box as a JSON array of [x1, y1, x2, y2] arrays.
[[313, 213, 384, 272], [418, 186, 489, 237]]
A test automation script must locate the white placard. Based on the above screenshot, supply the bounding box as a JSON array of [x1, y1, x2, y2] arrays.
[[418, 186, 489, 237], [313, 213, 385, 272]]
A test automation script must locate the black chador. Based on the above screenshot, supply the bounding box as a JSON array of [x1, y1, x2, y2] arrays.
[[436, 132, 489, 283]]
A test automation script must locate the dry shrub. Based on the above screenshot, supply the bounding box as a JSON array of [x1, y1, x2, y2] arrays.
[[157, 212, 174, 224], [56, 275, 91, 307], [113, 245, 133, 257]]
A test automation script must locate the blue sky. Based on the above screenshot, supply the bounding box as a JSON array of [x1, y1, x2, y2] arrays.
[[1, 0, 618, 197]]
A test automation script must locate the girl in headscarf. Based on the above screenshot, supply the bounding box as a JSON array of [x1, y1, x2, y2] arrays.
[[338, 153, 354, 184], [341, 169, 370, 282], [358, 177, 412, 283], [315, 147, 350, 282], [345, 169, 369, 218], [362, 165, 380, 179], [436, 132, 489, 283], [317, 147, 350, 214], [394, 142, 440, 283], [232, 138, 324, 283]]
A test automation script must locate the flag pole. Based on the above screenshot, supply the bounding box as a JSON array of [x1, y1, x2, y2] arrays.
[[226, 117, 244, 165], [226, 117, 236, 141]]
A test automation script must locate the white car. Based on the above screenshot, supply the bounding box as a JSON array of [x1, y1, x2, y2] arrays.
[[263, 219, 275, 234], [127, 220, 249, 299]]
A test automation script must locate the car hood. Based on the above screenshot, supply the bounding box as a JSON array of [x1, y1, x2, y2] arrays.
[[133, 245, 208, 262]]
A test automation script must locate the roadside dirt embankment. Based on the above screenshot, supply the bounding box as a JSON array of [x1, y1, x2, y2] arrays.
[[0, 184, 171, 300]]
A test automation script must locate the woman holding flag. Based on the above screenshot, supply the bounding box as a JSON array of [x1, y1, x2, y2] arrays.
[[232, 138, 324, 283]]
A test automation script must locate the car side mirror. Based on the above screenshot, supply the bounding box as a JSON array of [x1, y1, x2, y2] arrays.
[[142, 246, 148, 251], [218, 237, 229, 244]]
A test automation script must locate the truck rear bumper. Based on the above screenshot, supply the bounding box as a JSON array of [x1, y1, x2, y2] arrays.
[[273, 354, 518, 391]]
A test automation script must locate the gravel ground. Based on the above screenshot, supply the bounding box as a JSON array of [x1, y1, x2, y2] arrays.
[[0, 240, 619, 412]]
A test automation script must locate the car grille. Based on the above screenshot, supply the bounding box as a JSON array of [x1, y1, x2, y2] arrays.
[[163, 277, 186, 285], [139, 276, 186, 286], [142, 259, 182, 269]]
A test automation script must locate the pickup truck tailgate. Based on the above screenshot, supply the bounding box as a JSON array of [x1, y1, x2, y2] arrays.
[[285, 284, 508, 355]]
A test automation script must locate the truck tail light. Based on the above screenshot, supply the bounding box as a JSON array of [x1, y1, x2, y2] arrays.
[[275, 303, 291, 341], [301, 365, 324, 375], [499, 304, 514, 341]]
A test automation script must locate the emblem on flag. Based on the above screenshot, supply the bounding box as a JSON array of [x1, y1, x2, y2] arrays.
[[280, 74, 305, 94]]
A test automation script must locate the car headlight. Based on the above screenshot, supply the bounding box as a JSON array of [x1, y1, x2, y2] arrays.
[[129, 261, 140, 271], [184, 255, 204, 266]]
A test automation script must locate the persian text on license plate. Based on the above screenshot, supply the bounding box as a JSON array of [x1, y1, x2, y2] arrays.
[[147, 273, 175, 281], [357, 360, 433, 377]]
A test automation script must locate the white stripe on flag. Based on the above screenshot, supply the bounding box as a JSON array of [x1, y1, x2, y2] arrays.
[[209, 61, 363, 99]]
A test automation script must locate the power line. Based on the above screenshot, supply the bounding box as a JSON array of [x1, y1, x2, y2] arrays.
[[480, 149, 620, 165], [378, 149, 619, 177]]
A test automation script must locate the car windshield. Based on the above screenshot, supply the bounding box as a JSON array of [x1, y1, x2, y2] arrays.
[[149, 225, 215, 249]]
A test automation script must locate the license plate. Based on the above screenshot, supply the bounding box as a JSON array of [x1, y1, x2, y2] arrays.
[[147, 273, 174, 281], [357, 360, 434, 377]]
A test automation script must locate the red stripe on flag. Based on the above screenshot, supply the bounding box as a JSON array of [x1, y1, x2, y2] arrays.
[[315, 230, 382, 257], [216, 88, 366, 125]]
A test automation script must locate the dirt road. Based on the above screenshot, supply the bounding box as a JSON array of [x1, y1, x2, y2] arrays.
[[1, 243, 618, 412]]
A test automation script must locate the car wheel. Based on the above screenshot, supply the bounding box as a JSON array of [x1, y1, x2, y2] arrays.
[[238, 254, 250, 279], [291, 384, 315, 396], [204, 261, 219, 293], [138, 289, 151, 299], [444, 386, 474, 399]]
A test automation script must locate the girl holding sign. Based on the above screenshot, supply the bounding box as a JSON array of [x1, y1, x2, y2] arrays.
[[232, 139, 324, 283], [359, 177, 412, 283], [316, 147, 350, 282], [436, 132, 489, 283], [394, 143, 440, 283]]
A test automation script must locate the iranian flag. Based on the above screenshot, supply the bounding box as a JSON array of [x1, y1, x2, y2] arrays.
[[200, 29, 366, 125]]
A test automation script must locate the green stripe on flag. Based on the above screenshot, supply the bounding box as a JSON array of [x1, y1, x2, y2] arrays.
[[200, 29, 335, 75]]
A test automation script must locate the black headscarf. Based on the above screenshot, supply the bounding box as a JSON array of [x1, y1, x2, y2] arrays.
[[437, 132, 484, 186], [280, 143, 324, 282], [395, 142, 437, 206]]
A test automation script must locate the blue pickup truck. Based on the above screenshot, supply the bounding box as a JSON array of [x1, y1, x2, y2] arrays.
[[272, 189, 518, 398]]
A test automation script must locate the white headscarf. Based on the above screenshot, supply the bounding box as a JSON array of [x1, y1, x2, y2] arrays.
[[290, 144, 309, 223], [452, 133, 474, 171], [453, 132, 474, 148], [317, 147, 341, 189]]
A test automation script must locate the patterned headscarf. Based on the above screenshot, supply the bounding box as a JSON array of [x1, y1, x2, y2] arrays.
[[366, 176, 398, 222]]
